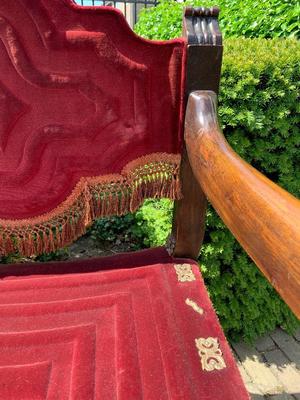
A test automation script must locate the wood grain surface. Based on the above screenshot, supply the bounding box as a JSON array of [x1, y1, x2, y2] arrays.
[[185, 90, 300, 318]]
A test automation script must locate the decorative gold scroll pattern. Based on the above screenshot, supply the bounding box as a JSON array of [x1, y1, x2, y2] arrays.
[[195, 337, 226, 372], [185, 298, 204, 315], [174, 264, 196, 282]]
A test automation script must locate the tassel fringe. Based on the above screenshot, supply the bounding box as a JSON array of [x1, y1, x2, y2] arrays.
[[0, 153, 181, 257]]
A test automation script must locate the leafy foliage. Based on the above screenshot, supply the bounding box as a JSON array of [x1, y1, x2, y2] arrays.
[[89, 199, 173, 249], [135, 0, 300, 39], [219, 38, 300, 198], [134, 199, 174, 247], [89, 214, 144, 250]]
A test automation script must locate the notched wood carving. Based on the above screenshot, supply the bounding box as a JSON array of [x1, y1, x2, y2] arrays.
[[183, 7, 222, 46]]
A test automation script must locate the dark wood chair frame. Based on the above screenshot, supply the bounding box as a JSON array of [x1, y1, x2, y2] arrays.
[[172, 7, 300, 319]]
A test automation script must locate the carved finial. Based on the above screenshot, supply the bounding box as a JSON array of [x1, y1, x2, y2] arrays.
[[183, 6, 222, 46]]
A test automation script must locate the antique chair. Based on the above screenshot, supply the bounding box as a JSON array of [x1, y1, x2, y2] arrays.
[[0, 1, 299, 399]]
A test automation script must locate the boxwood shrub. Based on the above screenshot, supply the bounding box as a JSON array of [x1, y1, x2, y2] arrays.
[[134, 4, 300, 342]]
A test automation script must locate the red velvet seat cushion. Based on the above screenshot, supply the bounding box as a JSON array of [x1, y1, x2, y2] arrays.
[[0, 248, 249, 399]]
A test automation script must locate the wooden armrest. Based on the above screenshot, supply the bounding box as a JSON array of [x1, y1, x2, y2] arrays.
[[185, 90, 300, 318]]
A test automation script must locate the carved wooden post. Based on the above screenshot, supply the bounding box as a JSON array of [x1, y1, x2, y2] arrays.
[[170, 7, 223, 259]]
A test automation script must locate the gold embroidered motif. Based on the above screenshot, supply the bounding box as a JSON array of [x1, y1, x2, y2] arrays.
[[174, 264, 195, 282], [185, 298, 204, 315], [195, 337, 226, 371]]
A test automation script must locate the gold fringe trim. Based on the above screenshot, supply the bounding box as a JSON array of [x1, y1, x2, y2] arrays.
[[0, 153, 181, 257]]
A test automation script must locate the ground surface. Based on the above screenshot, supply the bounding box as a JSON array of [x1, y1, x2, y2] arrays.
[[233, 328, 300, 399]]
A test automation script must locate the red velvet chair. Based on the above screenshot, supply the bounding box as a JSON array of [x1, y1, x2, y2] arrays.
[[1, 1, 299, 399]]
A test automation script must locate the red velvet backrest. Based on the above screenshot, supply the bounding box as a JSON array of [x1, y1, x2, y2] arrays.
[[0, 0, 186, 256]]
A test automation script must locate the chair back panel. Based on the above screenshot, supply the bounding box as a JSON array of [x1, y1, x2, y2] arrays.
[[0, 0, 186, 256]]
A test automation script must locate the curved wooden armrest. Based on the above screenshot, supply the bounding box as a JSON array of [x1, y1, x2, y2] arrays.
[[185, 90, 300, 318]]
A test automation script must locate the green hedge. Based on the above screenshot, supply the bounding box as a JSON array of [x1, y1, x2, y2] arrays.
[[134, 4, 300, 342], [135, 0, 299, 39]]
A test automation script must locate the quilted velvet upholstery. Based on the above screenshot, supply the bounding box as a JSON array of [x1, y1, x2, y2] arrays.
[[0, 248, 249, 399], [0, 0, 185, 256]]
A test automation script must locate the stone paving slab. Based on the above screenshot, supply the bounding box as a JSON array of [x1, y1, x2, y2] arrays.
[[235, 357, 253, 385], [294, 329, 300, 342], [280, 341, 300, 370], [264, 349, 300, 393], [246, 382, 264, 399], [270, 329, 300, 369], [232, 342, 284, 395], [271, 329, 297, 347], [256, 335, 277, 353], [233, 328, 300, 400]]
